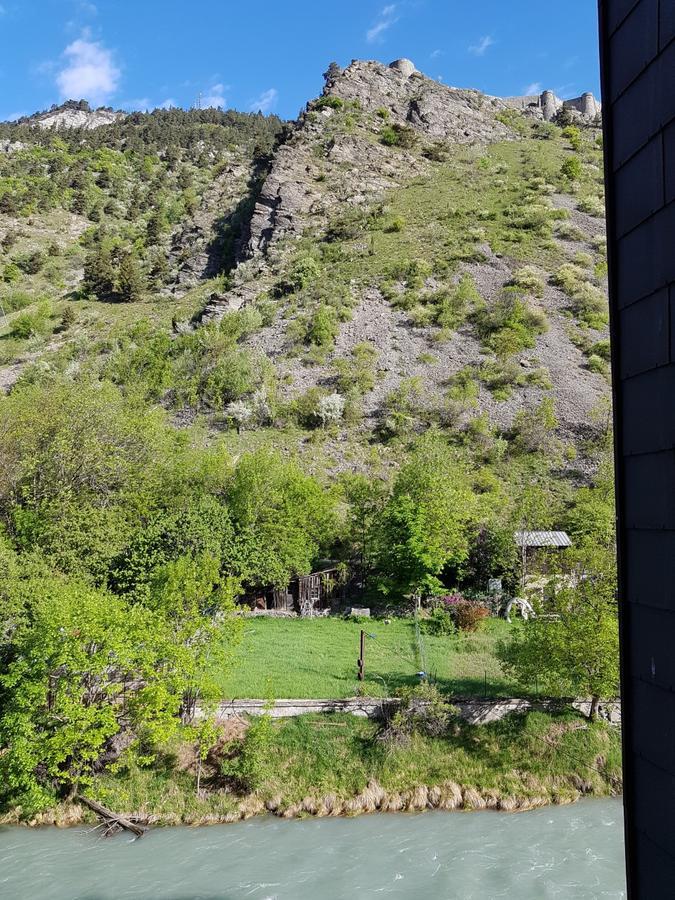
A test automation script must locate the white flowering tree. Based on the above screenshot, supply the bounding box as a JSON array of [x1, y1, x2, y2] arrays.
[[316, 392, 345, 428]]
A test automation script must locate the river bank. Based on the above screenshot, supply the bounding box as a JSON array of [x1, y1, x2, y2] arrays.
[[1, 708, 622, 830]]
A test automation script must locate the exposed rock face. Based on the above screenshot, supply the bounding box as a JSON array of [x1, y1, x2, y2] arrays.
[[389, 57, 417, 77], [16, 100, 125, 130], [238, 60, 510, 265]]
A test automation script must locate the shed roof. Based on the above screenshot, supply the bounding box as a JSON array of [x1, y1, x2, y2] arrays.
[[515, 530, 572, 548]]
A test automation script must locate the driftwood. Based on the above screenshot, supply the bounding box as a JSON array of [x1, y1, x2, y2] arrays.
[[77, 795, 147, 837]]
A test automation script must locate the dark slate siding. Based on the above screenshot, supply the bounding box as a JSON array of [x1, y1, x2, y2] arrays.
[[600, 1, 675, 895]]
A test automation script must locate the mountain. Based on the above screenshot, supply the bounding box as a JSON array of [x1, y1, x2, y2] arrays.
[[0, 58, 608, 477]]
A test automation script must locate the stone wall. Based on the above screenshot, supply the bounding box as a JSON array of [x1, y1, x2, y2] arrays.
[[208, 696, 621, 725]]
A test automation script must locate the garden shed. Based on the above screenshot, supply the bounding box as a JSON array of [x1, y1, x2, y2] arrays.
[[247, 566, 344, 616], [515, 531, 572, 587]]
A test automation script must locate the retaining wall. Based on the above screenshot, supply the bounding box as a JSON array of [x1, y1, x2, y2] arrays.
[[209, 697, 621, 725]]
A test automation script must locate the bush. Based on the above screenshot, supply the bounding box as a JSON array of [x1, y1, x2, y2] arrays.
[[562, 126, 582, 151], [587, 354, 607, 375], [307, 305, 339, 347], [2, 262, 21, 284], [379, 684, 455, 745], [508, 265, 545, 298], [314, 95, 344, 111], [510, 396, 559, 454], [561, 156, 582, 180], [441, 594, 489, 632], [577, 195, 605, 217], [222, 712, 274, 792], [11, 302, 52, 339], [16, 250, 46, 275], [420, 606, 456, 636], [384, 215, 406, 233], [473, 291, 548, 357], [380, 124, 417, 149]]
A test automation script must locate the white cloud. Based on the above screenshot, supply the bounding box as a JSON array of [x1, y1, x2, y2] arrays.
[[430, 49, 441, 59], [468, 35, 494, 57], [366, 4, 399, 43], [523, 82, 542, 95], [201, 83, 226, 108], [158, 98, 176, 110], [249, 88, 278, 113], [56, 37, 120, 105]]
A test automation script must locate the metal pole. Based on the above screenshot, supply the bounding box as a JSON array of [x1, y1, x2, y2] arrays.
[[358, 629, 365, 681]]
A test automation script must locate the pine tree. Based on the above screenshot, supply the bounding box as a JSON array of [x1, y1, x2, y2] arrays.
[[117, 250, 145, 303], [82, 244, 116, 301]]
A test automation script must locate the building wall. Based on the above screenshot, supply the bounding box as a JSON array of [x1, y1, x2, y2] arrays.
[[599, 1, 675, 895]]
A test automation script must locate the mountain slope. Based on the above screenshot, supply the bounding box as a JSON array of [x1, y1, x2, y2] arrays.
[[0, 59, 609, 477]]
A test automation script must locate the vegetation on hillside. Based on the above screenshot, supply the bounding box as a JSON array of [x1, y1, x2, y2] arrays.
[[0, 83, 618, 822]]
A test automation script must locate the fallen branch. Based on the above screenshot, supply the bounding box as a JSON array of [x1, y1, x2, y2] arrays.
[[77, 795, 147, 837]]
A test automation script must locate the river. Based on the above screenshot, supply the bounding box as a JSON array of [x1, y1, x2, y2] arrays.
[[0, 798, 625, 899]]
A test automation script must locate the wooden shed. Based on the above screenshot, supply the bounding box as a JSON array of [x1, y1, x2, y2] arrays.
[[248, 566, 343, 617]]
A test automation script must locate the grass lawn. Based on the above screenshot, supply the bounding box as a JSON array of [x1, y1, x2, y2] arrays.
[[214, 616, 527, 700]]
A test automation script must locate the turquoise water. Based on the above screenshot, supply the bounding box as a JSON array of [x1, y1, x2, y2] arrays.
[[0, 798, 626, 899]]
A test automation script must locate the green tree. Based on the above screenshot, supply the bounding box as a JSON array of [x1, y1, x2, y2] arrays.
[[82, 244, 116, 301], [117, 249, 145, 302], [0, 574, 182, 812], [226, 449, 339, 588], [498, 546, 619, 719], [376, 432, 476, 601]]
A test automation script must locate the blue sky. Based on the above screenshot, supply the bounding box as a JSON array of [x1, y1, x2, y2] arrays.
[[0, 1, 601, 121]]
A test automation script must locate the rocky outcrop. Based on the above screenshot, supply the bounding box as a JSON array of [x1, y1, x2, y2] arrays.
[[238, 59, 510, 264], [16, 100, 125, 130]]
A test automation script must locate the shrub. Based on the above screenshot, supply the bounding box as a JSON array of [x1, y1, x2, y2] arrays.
[[508, 265, 545, 298], [577, 195, 605, 217], [590, 339, 611, 361], [561, 156, 582, 180], [473, 291, 548, 357], [384, 215, 406, 233], [222, 712, 274, 792], [315, 95, 344, 111], [555, 222, 585, 241], [571, 281, 608, 329], [441, 594, 489, 632], [420, 606, 456, 636], [376, 107, 390, 120], [3, 262, 21, 284], [315, 392, 345, 427], [380, 124, 417, 149], [16, 249, 46, 275], [510, 397, 558, 454], [335, 342, 379, 394], [562, 125, 582, 151], [307, 305, 339, 347], [379, 684, 455, 745], [587, 354, 608, 375], [11, 303, 51, 339]]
